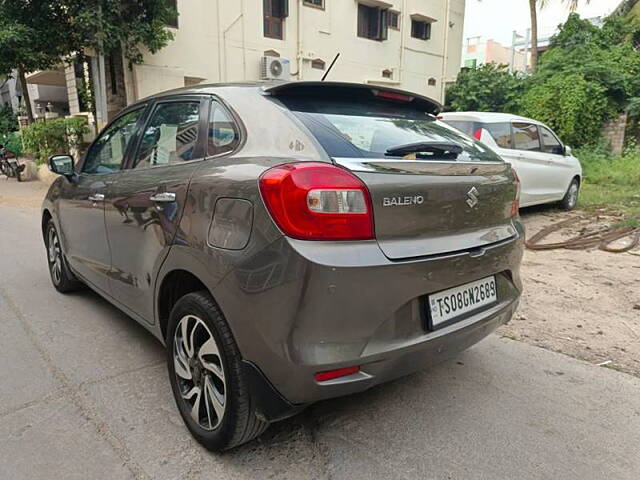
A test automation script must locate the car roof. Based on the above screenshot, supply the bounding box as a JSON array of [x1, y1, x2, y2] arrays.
[[440, 111, 541, 124]]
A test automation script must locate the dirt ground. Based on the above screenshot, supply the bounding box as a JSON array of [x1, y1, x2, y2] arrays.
[[503, 208, 640, 377], [2, 176, 639, 376]]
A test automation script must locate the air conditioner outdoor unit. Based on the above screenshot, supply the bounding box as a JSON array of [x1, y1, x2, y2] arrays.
[[261, 56, 291, 80]]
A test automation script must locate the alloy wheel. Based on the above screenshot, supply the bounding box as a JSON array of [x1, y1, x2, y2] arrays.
[[173, 314, 226, 431], [47, 227, 62, 285]]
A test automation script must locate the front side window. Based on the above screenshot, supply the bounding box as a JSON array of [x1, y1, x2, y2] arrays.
[[208, 101, 240, 156], [512, 122, 541, 151], [484, 123, 513, 149], [264, 0, 288, 39], [82, 108, 144, 174], [411, 20, 432, 40], [134, 101, 201, 169], [357, 4, 388, 41], [539, 125, 563, 155]]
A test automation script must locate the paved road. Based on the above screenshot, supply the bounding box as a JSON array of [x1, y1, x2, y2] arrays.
[[1, 197, 640, 480]]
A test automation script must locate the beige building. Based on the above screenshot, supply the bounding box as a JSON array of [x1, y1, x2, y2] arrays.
[[23, 0, 465, 129], [124, 0, 465, 106], [462, 37, 526, 73]]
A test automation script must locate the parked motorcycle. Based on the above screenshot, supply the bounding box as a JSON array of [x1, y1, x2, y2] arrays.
[[0, 144, 25, 181]]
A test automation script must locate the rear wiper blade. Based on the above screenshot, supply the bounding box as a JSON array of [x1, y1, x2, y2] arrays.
[[385, 141, 463, 158]]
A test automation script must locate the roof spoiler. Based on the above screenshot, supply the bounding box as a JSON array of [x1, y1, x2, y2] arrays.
[[263, 81, 442, 116]]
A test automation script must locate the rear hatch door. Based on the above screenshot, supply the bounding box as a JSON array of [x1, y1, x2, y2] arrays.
[[268, 83, 519, 260]]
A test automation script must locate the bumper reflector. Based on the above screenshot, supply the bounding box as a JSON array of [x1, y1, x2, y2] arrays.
[[314, 366, 360, 382]]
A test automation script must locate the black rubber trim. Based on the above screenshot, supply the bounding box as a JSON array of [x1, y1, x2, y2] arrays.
[[241, 360, 306, 423]]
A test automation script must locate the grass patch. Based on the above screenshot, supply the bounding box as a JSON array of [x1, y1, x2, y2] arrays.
[[575, 145, 640, 217]]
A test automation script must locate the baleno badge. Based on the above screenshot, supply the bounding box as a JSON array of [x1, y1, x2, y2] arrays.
[[383, 195, 425, 207], [466, 187, 479, 208]]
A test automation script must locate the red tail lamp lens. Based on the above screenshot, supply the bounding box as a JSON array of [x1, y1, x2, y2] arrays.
[[314, 366, 361, 382], [259, 162, 374, 241], [473, 128, 483, 140], [372, 89, 414, 102]]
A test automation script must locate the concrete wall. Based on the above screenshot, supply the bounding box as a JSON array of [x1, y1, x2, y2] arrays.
[[602, 113, 628, 156], [128, 0, 465, 103]]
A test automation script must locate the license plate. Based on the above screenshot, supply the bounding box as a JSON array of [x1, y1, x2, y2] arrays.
[[427, 276, 497, 329]]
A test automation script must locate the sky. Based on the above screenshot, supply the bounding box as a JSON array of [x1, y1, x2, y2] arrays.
[[463, 0, 623, 46]]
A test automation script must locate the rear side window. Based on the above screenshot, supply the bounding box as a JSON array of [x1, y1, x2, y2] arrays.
[[208, 101, 240, 156], [440, 120, 478, 137], [281, 97, 502, 162], [512, 122, 541, 151], [484, 123, 513, 149]]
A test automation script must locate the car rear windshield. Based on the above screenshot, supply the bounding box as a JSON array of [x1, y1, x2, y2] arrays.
[[279, 97, 502, 162]]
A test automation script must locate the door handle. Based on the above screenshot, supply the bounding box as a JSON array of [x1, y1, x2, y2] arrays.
[[149, 192, 176, 203], [88, 193, 105, 202]]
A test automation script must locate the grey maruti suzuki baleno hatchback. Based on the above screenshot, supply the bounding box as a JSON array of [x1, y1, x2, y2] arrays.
[[43, 81, 524, 451]]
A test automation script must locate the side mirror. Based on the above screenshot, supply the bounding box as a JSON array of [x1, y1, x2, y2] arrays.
[[564, 145, 572, 157], [49, 154, 75, 176]]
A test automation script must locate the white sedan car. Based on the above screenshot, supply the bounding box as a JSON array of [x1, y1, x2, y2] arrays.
[[440, 112, 582, 210]]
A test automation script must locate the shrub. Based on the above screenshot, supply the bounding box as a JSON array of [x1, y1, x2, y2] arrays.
[[445, 63, 524, 113], [21, 116, 89, 165], [576, 143, 640, 187], [0, 130, 22, 157], [0, 105, 18, 136], [520, 73, 610, 147]]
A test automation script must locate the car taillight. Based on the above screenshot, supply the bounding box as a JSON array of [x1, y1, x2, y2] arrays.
[[372, 89, 414, 102], [473, 128, 483, 140], [314, 366, 360, 382], [511, 169, 521, 217], [259, 162, 375, 241]]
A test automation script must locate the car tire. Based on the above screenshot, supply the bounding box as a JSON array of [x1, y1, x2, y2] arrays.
[[45, 220, 81, 293], [167, 291, 268, 451], [559, 178, 580, 211]]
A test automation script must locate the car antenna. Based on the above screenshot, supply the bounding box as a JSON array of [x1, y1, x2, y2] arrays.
[[321, 53, 340, 81]]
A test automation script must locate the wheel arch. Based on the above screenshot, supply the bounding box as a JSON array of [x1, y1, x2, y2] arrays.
[[157, 269, 218, 342], [41, 209, 53, 240]]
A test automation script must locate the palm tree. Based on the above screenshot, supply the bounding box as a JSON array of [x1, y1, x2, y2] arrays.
[[529, 0, 588, 72]]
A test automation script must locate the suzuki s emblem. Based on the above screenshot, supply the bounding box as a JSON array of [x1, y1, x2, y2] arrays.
[[466, 187, 479, 208]]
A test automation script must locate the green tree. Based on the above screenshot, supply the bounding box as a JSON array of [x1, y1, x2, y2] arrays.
[[0, 0, 176, 123], [529, 0, 590, 72], [521, 73, 610, 146], [445, 63, 524, 113], [0, 2, 76, 123], [0, 105, 18, 136], [529, 13, 640, 143]]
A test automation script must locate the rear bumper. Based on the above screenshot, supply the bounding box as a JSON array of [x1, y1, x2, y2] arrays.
[[212, 221, 524, 407]]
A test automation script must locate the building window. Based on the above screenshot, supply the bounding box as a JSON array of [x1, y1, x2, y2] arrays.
[[264, 0, 288, 40], [357, 4, 389, 41], [303, 0, 324, 8], [387, 11, 400, 30], [382, 69, 393, 79], [165, 0, 178, 28], [411, 19, 432, 40], [311, 59, 326, 70], [427, 77, 437, 86], [464, 59, 477, 68]]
